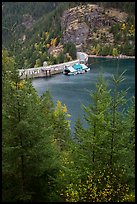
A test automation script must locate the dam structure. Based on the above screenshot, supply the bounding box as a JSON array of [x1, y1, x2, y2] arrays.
[[18, 52, 88, 79]]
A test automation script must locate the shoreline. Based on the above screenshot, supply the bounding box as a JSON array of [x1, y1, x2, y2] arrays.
[[88, 54, 135, 59]]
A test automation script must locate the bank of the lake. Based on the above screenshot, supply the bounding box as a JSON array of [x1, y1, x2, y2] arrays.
[[32, 57, 135, 133], [88, 54, 135, 59]]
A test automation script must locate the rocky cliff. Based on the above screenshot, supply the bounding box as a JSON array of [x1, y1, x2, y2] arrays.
[[61, 4, 128, 52]]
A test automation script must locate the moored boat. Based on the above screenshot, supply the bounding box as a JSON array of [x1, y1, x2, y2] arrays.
[[63, 66, 77, 75], [80, 63, 90, 72], [63, 63, 90, 75]]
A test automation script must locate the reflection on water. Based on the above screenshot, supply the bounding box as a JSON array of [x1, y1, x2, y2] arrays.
[[32, 58, 135, 133]]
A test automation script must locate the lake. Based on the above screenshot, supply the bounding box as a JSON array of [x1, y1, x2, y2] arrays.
[[32, 57, 135, 133]]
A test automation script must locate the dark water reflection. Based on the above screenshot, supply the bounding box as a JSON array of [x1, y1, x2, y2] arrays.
[[32, 58, 135, 133]]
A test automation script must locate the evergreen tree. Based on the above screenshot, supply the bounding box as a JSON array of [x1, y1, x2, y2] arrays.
[[72, 73, 135, 199], [58, 73, 135, 202], [108, 71, 129, 170], [2, 49, 61, 202], [119, 96, 135, 191], [63, 42, 77, 60], [53, 100, 71, 151], [74, 76, 112, 173]]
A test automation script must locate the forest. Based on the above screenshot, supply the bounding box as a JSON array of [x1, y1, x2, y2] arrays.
[[2, 2, 135, 69], [2, 2, 135, 202], [2, 49, 135, 202]]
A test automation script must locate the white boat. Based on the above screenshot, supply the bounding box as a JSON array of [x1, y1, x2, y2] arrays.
[[63, 63, 90, 75], [63, 66, 78, 75], [80, 63, 90, 72]]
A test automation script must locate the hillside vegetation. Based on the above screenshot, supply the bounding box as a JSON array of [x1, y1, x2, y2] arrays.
[[2, 2, 135, 202], [2, 49, 135, 202], [2, 2, 135, 68]]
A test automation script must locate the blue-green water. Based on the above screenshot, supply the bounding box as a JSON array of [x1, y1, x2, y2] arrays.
[[32, 58, 135, 132]]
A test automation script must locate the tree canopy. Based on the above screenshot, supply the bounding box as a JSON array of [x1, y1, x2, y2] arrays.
[[2, 49, 135, 202]]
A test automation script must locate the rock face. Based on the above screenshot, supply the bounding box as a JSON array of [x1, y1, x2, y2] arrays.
[[61, 4, 128, 51], [63, 21, 89, 46], [61, 7, 90, 50]]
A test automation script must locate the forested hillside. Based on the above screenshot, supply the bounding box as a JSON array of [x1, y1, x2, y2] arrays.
[[2, 49, 135, 202], [2, 2, 135, 69], [2, 2, 135, 202]]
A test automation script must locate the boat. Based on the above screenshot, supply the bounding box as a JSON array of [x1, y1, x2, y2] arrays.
[[63, 63, 90, 75], [63, 66, 78, 75], [80, 63, 90, 72]]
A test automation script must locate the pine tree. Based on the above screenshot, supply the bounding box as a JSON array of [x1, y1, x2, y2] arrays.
[[61, 74, 135, 202], [73, 73, 135, 197], [120, 96, 135, 191], [53, 100, 71, 151], [74, 76, 112, 173], [2, 49, 61, 202], [108, 71, 129, 170]]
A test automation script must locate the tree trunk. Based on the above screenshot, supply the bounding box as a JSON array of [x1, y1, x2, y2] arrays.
[[16, 82, 25, 196]]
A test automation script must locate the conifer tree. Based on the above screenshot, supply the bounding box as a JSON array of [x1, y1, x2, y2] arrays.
[[72, 73, 135, 200], [119, 96, 135, 190], [108, 71, 130, 171], [74, 76, 112, 173], [2, 49, 61, 202], [63, 74, 135, 202], [53, 100, 71, 151]]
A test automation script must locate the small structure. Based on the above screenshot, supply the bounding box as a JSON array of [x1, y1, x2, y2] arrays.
[[43, 61, 48, 67], [77, 52, 88, 64]]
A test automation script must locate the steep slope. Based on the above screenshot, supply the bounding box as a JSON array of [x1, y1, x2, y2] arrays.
[[61, 4, 134, 55], [2, 2, 135, 69], [2, 2, 59, 48]]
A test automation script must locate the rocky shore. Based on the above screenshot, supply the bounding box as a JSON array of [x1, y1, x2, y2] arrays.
[[88, 54, 135, 59]]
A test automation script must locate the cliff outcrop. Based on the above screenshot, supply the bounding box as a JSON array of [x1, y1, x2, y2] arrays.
[[61, 4, 128, 52]]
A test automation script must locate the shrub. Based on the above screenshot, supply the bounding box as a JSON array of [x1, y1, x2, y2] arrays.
[[63, 42, 77, 60], [60, 168, 135, 202]]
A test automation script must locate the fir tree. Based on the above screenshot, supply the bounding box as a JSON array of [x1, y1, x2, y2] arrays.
[[74, 76, 112, 173], [2, 49, 61, 202]]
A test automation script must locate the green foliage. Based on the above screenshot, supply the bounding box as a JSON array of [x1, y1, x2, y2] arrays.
[[74, 76, 112, 172], [112, 47, 118, 57], [2, 49, 135, 202], [2, 50, 63, 202], [34, 58, 42, 67], [71, 73, 135, 201], [56, 51, 65, 64], [2, 2, 135, 70], [110, 21, 135, 56], [95, 44, 101, 55], [110, 23, 121, 36], [63, 42, 77, 60], [100, 45, 112, 56], [53, 100, 71, 151], [2, 2, 59, 48], [2, 79, 62, 201], [60, 168, 134, 202]]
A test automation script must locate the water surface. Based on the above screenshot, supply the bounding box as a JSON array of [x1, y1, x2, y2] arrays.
[[32, 58, 135, 133]]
